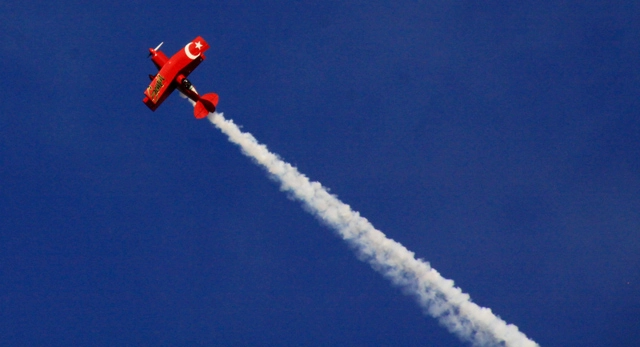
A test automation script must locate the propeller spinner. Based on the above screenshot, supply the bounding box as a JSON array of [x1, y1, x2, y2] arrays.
[[148, 42, 164, 57]]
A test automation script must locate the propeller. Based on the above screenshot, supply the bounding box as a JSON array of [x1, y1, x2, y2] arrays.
[[147, 42, 164, 57]]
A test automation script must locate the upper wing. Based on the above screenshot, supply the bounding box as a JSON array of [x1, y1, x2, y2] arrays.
[[170, 36, 210, 77]]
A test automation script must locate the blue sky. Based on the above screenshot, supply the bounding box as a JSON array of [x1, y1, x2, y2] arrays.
[[1, 1, 639, 346]]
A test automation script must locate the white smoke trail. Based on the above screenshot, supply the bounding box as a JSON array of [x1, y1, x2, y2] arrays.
[[206, 112, 539, 347]]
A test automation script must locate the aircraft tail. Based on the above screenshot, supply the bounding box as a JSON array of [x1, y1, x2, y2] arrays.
[[194, 93, 219, 119]]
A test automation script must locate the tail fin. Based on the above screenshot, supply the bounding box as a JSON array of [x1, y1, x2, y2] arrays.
[[194, 93, 219, 119]]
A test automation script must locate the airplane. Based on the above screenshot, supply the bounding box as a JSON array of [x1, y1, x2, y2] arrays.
[[143, 36, 219, 119]]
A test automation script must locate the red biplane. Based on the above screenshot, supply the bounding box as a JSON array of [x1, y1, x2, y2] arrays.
[[143, 36, 219, 119]]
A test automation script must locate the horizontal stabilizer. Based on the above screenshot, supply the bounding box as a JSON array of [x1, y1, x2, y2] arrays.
[[194, 93, 219, 119]]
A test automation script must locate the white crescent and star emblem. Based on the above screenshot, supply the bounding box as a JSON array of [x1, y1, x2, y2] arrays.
[[184, 41, 203, 60]]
